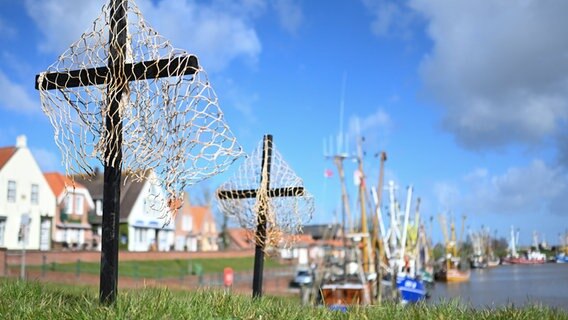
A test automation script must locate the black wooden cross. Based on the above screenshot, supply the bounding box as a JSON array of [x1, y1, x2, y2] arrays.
[[217, 134, 305, 298], [35, 0, 198, 304]]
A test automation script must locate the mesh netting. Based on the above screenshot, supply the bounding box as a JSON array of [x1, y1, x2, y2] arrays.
[[216, 137, 314, 250], [36, 0, 243, 222]]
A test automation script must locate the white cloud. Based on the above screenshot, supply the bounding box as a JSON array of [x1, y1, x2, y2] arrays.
[[348, 107, 392, 148], [272, 0, 303, 34], [23, 0, 102, 54], [137, 0, 263, 72], [217, 77, 259, 123], [361, 0, 417, 39], [24, 0, 263, 72], [0, 70, 38, 114], [457, 160, 568, 216], [409, 0, 568, 149]]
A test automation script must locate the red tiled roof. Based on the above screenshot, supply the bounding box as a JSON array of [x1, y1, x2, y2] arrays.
[[227, 228, 255, 250], [187, 206, 214, 234], [44, 172, 85, 196], [0, 147, 16, 170]]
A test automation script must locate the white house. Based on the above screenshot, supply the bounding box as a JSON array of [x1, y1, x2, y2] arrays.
[[75, 169, 175, 251], [0, 135, 55, 250], [126, 172, 175, 252]]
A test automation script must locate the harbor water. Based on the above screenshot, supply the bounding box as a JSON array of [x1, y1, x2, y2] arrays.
[[428, 263, 568, 310]]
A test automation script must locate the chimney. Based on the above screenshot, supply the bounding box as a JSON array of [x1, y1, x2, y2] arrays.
[[16, 135, 27, 149]]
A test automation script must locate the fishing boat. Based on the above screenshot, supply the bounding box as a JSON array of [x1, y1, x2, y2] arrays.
[[557, 253, 568, 263], [469, 229, 488, 269], [487, 256, 500, 267], [317, 139, 373, 308], [436, 214, 470, 283], [505, 251, 546, 264], [397, 275, 427, 303], [388, 185, 428, 303], [502, 227, 546, 264], [470, 254, 488, 269], [319, 239, 372, 307], [321, 280, 371, 306], [435, 257, 471, 282], [437, 268, 471, 283]]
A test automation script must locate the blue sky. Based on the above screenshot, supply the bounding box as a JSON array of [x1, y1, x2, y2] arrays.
[[1, 0, 567, 246]]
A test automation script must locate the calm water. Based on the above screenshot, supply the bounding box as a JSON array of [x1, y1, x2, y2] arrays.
[[428, 263, 568, 310]]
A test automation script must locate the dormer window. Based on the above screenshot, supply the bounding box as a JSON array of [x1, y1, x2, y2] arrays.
[[74, 194, 84, 214], [64, 194, 73, 214]]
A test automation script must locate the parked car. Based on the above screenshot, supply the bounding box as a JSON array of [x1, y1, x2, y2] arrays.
[[293, 270, 313, 287]]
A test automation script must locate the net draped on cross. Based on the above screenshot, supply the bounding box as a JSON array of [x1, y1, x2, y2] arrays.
[[216, 139, 314, 250], [36, 0, 243, 223]]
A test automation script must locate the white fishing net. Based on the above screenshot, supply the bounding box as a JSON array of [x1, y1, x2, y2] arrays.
[[216, 136, 314, 250], [35, 0, 243, 222]]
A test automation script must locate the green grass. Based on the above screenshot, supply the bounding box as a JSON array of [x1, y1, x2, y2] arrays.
[[0, 280, 566, 320], [32, 256, 286, 278]]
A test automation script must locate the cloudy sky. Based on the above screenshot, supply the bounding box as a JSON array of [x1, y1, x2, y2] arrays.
[[1, 0, 567, 245]]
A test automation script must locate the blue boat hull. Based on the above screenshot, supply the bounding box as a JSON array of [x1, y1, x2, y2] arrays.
[[557, 254, 568, 263], [397, 277, 427, 303]]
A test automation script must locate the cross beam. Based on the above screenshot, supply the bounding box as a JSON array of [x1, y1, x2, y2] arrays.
[[216, 187, 304, 200], [35, 55, 198, 90], [34, 0, 200, 305], [217, 134, 304, 298]]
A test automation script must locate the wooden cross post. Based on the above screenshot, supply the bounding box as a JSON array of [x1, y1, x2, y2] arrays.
[[35, 0, 198, 304], [217, 134, 304, 298]]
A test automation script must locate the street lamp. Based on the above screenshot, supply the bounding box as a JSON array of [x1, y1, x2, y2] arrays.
[[20, 213, 31, 280]]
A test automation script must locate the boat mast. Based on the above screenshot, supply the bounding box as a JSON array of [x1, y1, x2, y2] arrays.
[[355, 136, 372, 273], [458, 214, 466, 257], [371, 151, 387, 303], [399, 185, 413, 268], [388, 181, 398, 257], [438, 214, 450, 271]]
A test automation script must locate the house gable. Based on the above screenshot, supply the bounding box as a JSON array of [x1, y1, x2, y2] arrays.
[[0, 136, 56, 250], [185, 205, 216, 235], [44, 172, 94, 209]]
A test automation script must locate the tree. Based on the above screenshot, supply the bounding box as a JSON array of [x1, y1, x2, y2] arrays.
[[492, 237, 509, 258], [432, 243, 446, 261]]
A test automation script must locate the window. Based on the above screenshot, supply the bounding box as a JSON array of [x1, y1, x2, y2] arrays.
[[7, 180, 16, 202], [31, 184, 39, 204], [0, 217, 6, 246], [64, 194, 73, 214], [136, 228, 145, 243], [74, 194, 84, 214], [182, 216, 192, 232], [96, 200, 102, 216]]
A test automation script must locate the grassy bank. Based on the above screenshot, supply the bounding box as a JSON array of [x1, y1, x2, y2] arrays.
[[29, 256, 286, 278], [0, 280, 566, 319]]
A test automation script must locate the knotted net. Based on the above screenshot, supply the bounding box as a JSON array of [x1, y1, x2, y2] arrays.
[[36, 0, 243, 222], [216, 137, 314, 250]]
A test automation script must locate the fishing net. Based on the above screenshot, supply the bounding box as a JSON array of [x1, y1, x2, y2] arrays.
[[35, 0, 243, 223], [216, 137, 314, 250]]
